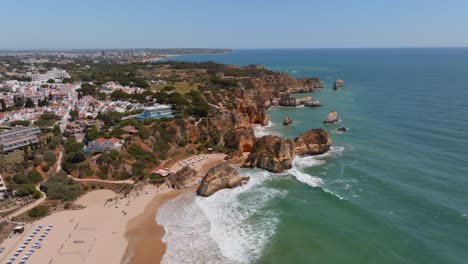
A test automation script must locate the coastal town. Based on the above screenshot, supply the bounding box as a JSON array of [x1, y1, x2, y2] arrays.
[[0, 50, 337, 264]]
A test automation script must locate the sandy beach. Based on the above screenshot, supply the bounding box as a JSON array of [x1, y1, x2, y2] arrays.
[[0, 154, 225, 264], [0, 184, 172, 264], [122, 189, 181, 264]]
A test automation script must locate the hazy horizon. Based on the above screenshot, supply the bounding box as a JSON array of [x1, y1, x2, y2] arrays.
[[1, 47, 468, 52]]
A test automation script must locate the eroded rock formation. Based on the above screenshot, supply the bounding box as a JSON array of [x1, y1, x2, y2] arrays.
[[333, 79, 345, 90], [224, 126, 256, 152], [197, 163, 250, 197], [305, 99, 322, 107], [166, 166, 199, 189], [294, 128, 332, 156], [243, 135, 296, 173], [324, 110, 339, 124], [243, 129, 332, 173], [283, 117, 293, 126]]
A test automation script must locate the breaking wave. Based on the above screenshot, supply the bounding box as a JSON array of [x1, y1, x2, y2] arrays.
[[158, 170, 286, 264], [158, 147, 346, 263], [253, 121, 280, 138]]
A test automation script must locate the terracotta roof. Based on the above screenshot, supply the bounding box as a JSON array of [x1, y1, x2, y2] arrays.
[[155, 166, 171, 172]]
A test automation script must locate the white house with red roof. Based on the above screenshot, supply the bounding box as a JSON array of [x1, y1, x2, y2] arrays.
[[153, 166, 173, 177], [88, 137, 123, 152]]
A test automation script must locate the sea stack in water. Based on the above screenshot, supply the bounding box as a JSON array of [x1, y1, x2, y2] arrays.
[[283, 117, 293, 126], [333, 79, 345, 90], [305, 99, 322, 107], [197, 163, 250, 197], [278, 94, 298, 106], [243, 135, 296, 173], [294, 128, 332, 156], [324, 110, 339, 124], [337, 127, 347, 132]]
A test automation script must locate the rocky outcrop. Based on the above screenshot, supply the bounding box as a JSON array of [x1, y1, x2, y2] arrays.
[[243, 135, 295, 173], [234, 74, 323, 126], [289, 77, 324, 93], [166, 166, 199, 189], [333, 79, 345, 90], [208, 109, 251, 129], [294, 128, 332, 156], [197, 163, 250, 197], [278, 94, 313, 107], [283, 117, 293, 126], [243, 129, 333, 173], [324, 110, 339, 124], [224, 126, 256, 152], [337, 127, 347, 132], [278, 94, 298, 106], [305, 99, 322, 107]]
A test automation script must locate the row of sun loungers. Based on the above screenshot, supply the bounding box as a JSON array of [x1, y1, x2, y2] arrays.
[[6, 224, 53, 264], [177, 155, 209, 167]]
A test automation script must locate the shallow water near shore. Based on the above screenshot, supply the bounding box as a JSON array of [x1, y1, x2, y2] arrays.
[[158, 49, 468, 264]]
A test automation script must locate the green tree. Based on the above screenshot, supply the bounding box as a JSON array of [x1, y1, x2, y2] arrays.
[[69, 108, 79, 121], [0, 99, 6, 112], [41, 172, 82, 201], [24, 98, 36, 108], [64, 138, 85, 163], [44, 151, 56, 167], [85, 125, 100, 141], [28, 205, 49, 218], [47, 79, 55, 84]]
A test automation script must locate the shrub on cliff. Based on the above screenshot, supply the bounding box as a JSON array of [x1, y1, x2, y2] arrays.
[[41, 172, 82, 201], [28, 205, 49, 218]]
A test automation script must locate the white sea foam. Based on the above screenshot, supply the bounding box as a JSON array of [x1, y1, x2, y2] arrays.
[[293, 156, 326, 168], [158, 170, 286, 264], [253, 121, 279, 137], [158, 192, 227, 264], [287, 146, 347, 199], [158, 146, 346, 263], [292, 146, 345, 169], [317, 146, 346, 158], [286, 166, 323, 187]]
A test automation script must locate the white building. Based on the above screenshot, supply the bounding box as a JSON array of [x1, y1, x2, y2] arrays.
[[0, 174, 7, 196], [27, 68, 71, 82]]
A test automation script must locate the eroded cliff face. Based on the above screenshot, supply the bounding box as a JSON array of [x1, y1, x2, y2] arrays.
[[294, 128, 332, 156], [243, 135, 296, 173], [197, 163, 250, 197], [208, 109, 251, 129], [243, 129, 332, 173], [234, 73, 323, 126], [224, 126, 256, 152], [289, 77, 324, 93]]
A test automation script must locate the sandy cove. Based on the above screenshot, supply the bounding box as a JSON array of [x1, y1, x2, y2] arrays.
[[0, 153, 228, 264], [0, 184, 173, 264]]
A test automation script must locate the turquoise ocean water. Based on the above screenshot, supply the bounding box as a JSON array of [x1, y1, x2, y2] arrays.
[[157, 49, 468, 264]]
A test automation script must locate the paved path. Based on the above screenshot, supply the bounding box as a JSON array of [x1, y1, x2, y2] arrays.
[[66, 175, 134, 184], [7, 184, 46, 218], [56, 150, 63, 173]]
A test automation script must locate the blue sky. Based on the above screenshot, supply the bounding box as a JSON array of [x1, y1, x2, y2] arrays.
[[1, 0, 468, 49]]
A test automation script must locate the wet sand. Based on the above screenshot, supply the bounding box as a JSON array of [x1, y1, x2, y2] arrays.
[[122, 189, 182, 264]]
